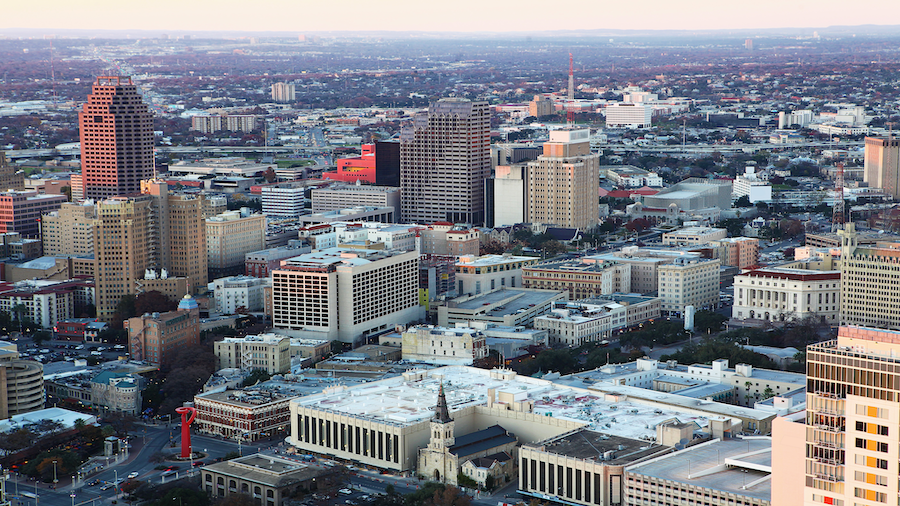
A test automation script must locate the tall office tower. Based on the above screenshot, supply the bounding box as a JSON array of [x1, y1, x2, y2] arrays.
[[840, 223, 900, 330], [93, 197, 152, 321], [803, 325, 900, 506], [270, 82, 296, 103], [863, 136, 900, 199], [141, 180, 208, 293], [0, 152, 24, 191], [41, 201, 98, 257], [400, 98, 491, 225], [525, 129, 599, 229], [78, 76, 155, 199]]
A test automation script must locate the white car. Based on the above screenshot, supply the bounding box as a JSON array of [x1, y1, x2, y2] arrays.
[[127, 472, 139, 479]]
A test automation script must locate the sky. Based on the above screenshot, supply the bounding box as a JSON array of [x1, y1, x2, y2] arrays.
[[3, 0, 900, 33]]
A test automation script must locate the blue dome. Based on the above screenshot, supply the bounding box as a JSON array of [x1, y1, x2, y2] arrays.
[[177, 294, 199, 311]]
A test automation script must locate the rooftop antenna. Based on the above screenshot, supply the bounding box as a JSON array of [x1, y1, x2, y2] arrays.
[[567, 53, 575, 125], [49, 39, 57, 107]]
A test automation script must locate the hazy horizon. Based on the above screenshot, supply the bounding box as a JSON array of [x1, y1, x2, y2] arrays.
[[4, 0, 900, 34]]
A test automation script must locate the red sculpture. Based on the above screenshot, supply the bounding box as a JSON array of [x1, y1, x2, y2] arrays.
[[175, 407, 197, 459]]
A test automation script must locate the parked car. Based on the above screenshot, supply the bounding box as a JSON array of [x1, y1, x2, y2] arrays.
[[127, 472, 139, 479]]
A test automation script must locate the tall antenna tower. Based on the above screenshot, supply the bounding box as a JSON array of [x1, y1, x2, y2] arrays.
[[832, 162, 845, 232], [49, 40, 57, 107], [567, 53, 575, 124]]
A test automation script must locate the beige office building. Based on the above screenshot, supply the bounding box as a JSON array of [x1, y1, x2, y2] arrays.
[[0, 153, 25, 191], [41, 201, 98, 257], [733, 267, 841, 323], [214, 333, 291, 374], [839, 223, 900, 330], [710, 236, 760, 269], [658, 257, 720, 315], [94, 197, 152, 320], [271, 247, 420, 344], [141, 180, 208, 294], [206, 211, 266, 278], [401, 325, 488, 366], [523, 258, 631, 300], [661, 226, 727, 246], [525, 129, 600, 229]]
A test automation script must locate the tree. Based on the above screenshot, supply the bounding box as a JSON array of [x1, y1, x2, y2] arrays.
[[242, 368, 272, 387], [693, 310, 727, 334], [734, 195, 751, 208], [263, 168, 277, 183], [134, 291, 177, 316], [214, 493, 256, 506], [425, 485, 471, 506], [32, 330, 51, 346], [484, 474, 495, 490]]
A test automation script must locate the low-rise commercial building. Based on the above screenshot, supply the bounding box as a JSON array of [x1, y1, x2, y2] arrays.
[[297, 206, 395, 226], [401, 325, 488, 366], [212, 275, 270, 314], [195, 389, 295, 441], [261, 186, 305, 218], [91, 371, 143, 415], [523, 259, 631, 300], [661, 227, 727, 246], [437, 287, 566, 328], [455, 254, 539, 295], [214, 333, 291, 374], [201, 453, 336, 505], [311, 183, 401, 215]]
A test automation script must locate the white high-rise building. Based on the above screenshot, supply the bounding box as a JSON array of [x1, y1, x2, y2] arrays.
[[271, 247, 420, 344], [605, 103, 652, 129], [270, 82, 295, 103], [261, 186, 305, 217]]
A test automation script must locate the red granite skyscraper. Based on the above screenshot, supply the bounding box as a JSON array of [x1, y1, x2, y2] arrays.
[[78, 76, 155, 199]]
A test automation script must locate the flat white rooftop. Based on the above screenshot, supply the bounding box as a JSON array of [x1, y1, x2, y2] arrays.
[[292, 366, 748, 440]]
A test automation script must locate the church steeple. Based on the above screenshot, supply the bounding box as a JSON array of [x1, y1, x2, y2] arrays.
[[433, 383, 453, 423]]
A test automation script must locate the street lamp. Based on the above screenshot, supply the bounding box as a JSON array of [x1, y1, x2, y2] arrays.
[[70, 492, 76, 506], [113, 470, 118, 500]]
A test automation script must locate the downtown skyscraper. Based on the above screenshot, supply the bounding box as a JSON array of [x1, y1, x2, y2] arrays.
[[77, 76, 155, 199], [400, 98, 491, 225]]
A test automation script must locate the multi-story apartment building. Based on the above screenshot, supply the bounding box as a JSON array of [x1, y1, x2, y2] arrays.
[[401, 325, 487, 366], [733, 267, 841, 323], [206, 210, 267, 278], [195, 388, 295, 441], [261, 186, 305, 217], [125, 296, 200, 367], [40, 201, 97, 257], [0, 190, 66, 238], [588, 248, 701, 295], [523, 259, 631, 300], [657, 257, 720, 315], [311, 184, 401, 216], [212, 275, 269, 314], [840, 224, 900, 330], [454, 254, 539, 295], [661, 226, 728, 246], [270, 82, 295, 103], [214, 333, 291, 374], [0, 279, 80, 329], [801, 325, 900, 506], [400, 98, 491, 225], [271, 247, 419, 344], [78, 76, 155, 199], [863, 135, 900, 199], [524, 129, 600, 229]]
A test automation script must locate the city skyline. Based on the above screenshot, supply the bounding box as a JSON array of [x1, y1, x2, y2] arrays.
[[4, 0, 900, 34]]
